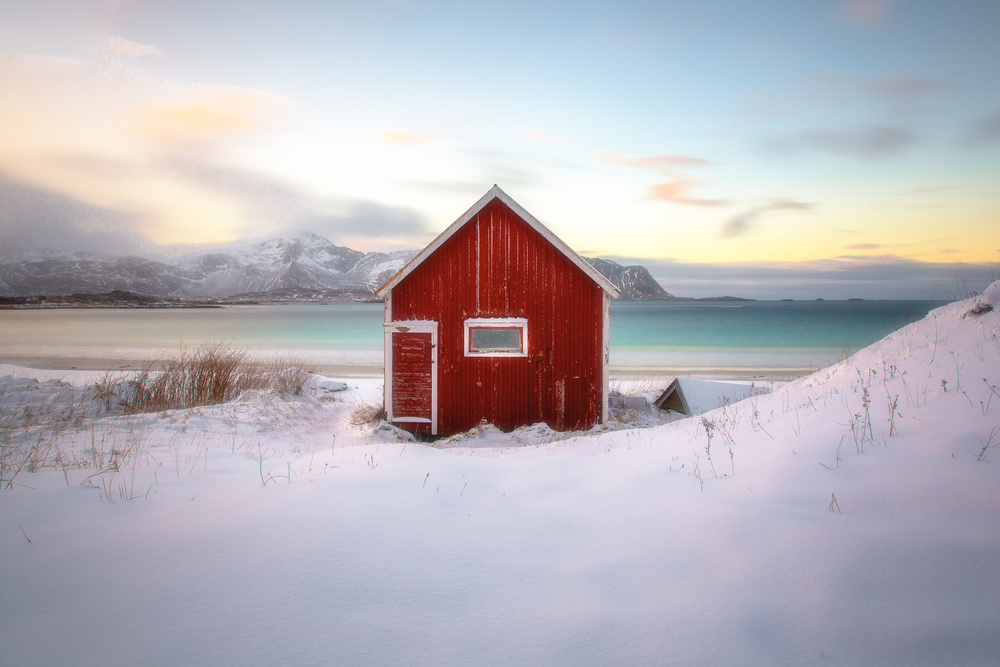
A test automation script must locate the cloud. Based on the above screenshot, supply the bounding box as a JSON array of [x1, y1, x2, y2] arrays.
[[809, 73, 942, 104], [892, 185, 955, 196], [841, 239, 955, 256], [721, 210, 760, 239], [0, 52, 288, 246], [144, 153, 435, 246], [151, 157, 313, 233], [102, 35, 162, 57], [859, 77, 940, 101], [720, 200, 814, 238], [293, 201, 429, 244], [595, 151, 726, 207], [648, 181, 728, 208], [128, 88, 281, 150], [0, 160, 429, 258], [765, 124, 916, 158], [744, 74, 940, 124], [593, 153, 713, 172], [962, 110, 1000, 144], [459, 148, 563, 191], [0, 172, 147, 257], [836, 0, 892, 27]]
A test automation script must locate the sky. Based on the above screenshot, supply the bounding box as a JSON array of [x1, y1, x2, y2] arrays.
[[0, 0, 998, 299]]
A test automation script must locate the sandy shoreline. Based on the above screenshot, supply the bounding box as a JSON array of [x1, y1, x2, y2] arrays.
[[0, 353, 812, 382]]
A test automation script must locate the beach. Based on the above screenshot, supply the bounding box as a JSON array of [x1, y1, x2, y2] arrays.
[[0, 299, 942, 383], [0, 351, 813, 383]]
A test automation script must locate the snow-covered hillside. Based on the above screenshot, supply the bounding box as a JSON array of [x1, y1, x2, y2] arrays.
[[2, 284, 999, 665]]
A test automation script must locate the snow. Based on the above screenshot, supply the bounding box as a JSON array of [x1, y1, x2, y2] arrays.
[[3, 284, 1000, 665], [657, 377, 766, 414]]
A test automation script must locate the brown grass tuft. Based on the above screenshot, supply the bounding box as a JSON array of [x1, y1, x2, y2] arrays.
[[115, 342, 313, 413], [349, 400, 387, 430]]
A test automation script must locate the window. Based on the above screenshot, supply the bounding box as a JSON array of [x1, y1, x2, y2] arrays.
[[464, 318, 528, 357]]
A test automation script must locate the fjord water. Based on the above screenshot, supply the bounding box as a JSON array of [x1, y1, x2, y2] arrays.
[[0, 300, 944, 376]]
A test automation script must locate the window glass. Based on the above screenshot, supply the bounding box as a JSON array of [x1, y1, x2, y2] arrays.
[[464, 318, 528, 357], [470, 327, 522, 352]]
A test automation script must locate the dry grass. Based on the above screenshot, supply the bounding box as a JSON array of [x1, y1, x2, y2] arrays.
[[349, 399, 387, 430], [1, 343, 314, 489], [1, 378, 90, 489], [113, 343, 313, 414]]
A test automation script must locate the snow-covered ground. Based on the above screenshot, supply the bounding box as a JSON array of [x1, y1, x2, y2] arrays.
[[3, 285, 1000, 666]]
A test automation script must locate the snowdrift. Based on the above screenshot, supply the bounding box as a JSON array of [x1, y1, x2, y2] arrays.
[[2, 284, 999, 666]]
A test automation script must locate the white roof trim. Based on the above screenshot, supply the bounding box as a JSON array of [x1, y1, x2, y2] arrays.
[[375, 185, 620, 298]]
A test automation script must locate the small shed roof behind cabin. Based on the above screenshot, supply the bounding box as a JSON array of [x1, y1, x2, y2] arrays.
[[375, 185, 620, 299], [654, 378, 764, 416]]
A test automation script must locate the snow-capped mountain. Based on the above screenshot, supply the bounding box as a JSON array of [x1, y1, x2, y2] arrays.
[[0, 255, 192, 297], [0, 232, 383, 299], [171, 232, 365, 296], [341, 249, 418, 293], [0, 248, 108, 264], [584, 257, 674, 300], [0, 231, 672, 300]]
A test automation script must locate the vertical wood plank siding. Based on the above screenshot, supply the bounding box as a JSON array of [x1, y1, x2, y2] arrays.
[[390, 198, 603, 434]]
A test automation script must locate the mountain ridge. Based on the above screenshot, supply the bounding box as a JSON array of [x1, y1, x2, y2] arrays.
[[0, 231, 688, 301]]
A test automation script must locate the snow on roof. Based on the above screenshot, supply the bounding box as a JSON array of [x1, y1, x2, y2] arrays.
[[375, 185, 620, 298], [654, 378, 764, 415]]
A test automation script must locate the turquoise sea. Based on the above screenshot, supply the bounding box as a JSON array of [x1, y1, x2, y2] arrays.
[[608, 299, 941, 375], [0, 300, 945, 377]]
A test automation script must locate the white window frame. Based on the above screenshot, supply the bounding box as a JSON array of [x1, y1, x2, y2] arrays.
[[463, 318, 529, 357]]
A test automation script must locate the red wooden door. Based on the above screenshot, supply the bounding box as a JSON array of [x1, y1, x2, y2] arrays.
[[391, 331, 434, 424]]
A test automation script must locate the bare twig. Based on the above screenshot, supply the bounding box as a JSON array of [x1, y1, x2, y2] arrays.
[[978, 425, 1000, 462]]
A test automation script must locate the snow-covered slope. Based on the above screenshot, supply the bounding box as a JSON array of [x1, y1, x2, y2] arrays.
[[2, 283, 999, 665]]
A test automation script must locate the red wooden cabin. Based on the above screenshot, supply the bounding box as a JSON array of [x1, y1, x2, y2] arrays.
[[375, 185, 619, 436]]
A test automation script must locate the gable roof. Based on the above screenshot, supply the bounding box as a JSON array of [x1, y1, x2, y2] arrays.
[[653, 378, 763, 416], [375, 185, 620, 298]]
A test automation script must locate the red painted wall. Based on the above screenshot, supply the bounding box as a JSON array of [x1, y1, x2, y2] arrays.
[[389, 198, 604, 434]]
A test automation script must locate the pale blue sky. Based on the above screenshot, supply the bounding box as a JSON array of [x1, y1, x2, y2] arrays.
[[1, 0, 998, 297]]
